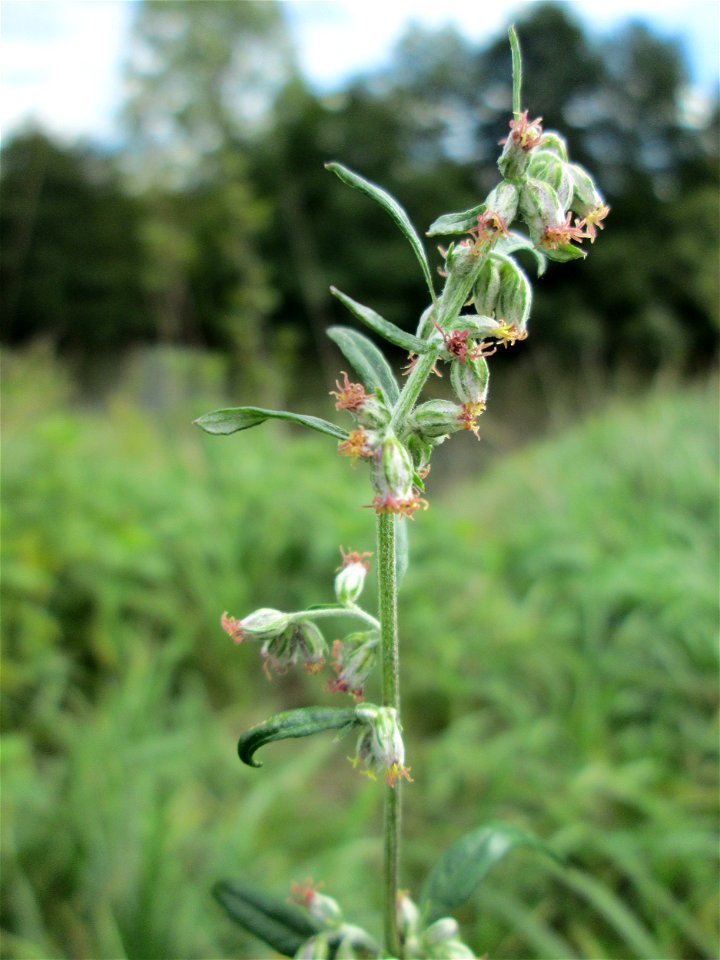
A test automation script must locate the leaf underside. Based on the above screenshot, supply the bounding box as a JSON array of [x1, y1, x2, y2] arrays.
[[213, 879, 319, 957], [331, 287, 429, 355], [327, 326, 400, 405], [420, 822, 560, 924], [193, 406, 348, 441], [325, 161, 436, 303], [237, 706, 360, 768]]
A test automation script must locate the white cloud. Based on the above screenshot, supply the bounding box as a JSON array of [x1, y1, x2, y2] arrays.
[[1, 0, 135, 143]]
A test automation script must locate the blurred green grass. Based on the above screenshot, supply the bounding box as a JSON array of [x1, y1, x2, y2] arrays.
[[1, 349, 718, 960]]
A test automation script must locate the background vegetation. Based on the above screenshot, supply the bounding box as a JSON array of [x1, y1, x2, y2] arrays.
[[1, 2, 718, 959]]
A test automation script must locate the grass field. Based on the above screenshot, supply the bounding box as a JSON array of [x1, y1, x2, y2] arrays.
[[1, 349, 718, 959]]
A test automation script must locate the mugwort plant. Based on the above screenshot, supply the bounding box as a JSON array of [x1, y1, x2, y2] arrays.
[[195, 29, 608, 960]]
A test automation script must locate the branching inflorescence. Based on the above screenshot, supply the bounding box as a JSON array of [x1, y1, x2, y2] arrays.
[[196, 28, 607, 960]]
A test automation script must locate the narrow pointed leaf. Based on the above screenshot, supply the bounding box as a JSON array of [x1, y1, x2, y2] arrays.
[[331, 287, 429, 355], [541, 243, 587, 263], [427, 202, 486, 237], [327, 326, 400, 405], [420, 822, 560, 923], [193, 407, 348, 441], [494, 232, 547, 276], [325, 161, 435, 302], [213, 879, 319, 957], [238, 706, 359, 768]]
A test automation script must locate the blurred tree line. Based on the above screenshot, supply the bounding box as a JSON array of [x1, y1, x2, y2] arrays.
[[1, 1, 717, 391]]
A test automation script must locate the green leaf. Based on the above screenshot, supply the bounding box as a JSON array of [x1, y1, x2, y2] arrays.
[[426, 202, 486, 237], [420, 822, 559, 923], [238, 706, 359, 768], [327, 326, 400, 405], [213, 879, 319, 957], [325, 162, 435, 303], [542, 243, 587, 263], [331, 287, 429, 355], [509, 25, 523, 119], [494, 232, 547, 276], [193, 407, 348, 441]]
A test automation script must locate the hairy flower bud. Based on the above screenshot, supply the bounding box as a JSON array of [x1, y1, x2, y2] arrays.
[[527, 150, 573, 210], [519, 178, 565, 244], [537, 129, 569, 161], [294, 935, 330, 960], [424, 918, 460, 945], [495, 254, 532, 331], [353, 704, 412, 787], [221, 608, 292, 644], [329, 631, 378, 700], [484, 180, 519, 227], [471, 257, 502, 317], [354, 395, 390, 431], [370, 432, 425, 517], [450, 356, 489, 407], [334, 547, 371, 605], [396, 892, 421, 941], [498, 110, 543, 180], [291, 881, 343, 929], [261, 619, 327, 677], [408, 400, 465, 441]]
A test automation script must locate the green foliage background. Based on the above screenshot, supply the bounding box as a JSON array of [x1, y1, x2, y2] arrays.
[[1, 2, 718, 958], [1, 348, 717, 959]]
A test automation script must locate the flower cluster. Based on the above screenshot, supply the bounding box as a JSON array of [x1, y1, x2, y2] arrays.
[[397, 893, 476, 959], [352, 704, 412, 787]]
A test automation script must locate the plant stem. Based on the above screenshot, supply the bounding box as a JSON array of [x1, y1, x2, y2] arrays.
[[377, 510, 401, 956], [389, 348, 439, 431]]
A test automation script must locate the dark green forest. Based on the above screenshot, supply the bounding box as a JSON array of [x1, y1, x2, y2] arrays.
[[2, 2, 718, 386]]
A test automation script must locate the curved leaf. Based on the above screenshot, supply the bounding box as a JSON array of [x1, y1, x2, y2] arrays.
[[327, 326, 400, 405], [238, 706, 359, 768], [325, 162, 435, 303], [427, 202, 486, 237], [331, 287, 429, 355], [420, 822, 560, 923], [542, 243, 587, 263], [213, 879, 319, 957], [193, 407, 347, 441]]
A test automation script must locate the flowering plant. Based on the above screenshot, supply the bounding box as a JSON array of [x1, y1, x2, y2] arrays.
[[195, 28, 607, 959]]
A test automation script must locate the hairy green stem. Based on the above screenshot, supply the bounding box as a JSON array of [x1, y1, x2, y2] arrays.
[[377, 511, 401, 956], [389, 348, 439, 431], [294, 606, 380, 630]]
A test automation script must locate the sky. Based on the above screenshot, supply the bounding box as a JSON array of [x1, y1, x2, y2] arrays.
[[1, 0, 718, 144]]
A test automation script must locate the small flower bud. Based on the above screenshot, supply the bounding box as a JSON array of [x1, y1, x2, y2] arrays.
[[334, 546, 371, 605], [396, 892, 421, 941], [406, 433, 437, 472], [495, 254, 532, 331], [424, 918, 460, 945], [221, 608, 292, 644], [498, 111, 543, 180], [484, 180, 519, 227], [471, 257, 502, 317], [291, 881, 343, 929], [527, 150, 573, 211], [329, 632, 378, 700], [353, 704, 412, 787], [408, 400, 465, 441], [537, 130, 569, 161], [567, 162, 605, 218], [450, 356, 489, 407], [370, 432, 425, 517], [261, 620, 327, 677], [354, 395, 390, 431], [519, 178, 565, 244]]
